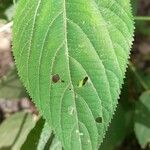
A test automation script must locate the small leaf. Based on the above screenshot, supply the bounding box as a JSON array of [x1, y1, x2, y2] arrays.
[[134, 91, 150, 149], [22, 118, 62, 150], [13, 0, 134, 149], [50, 136, 62, 150], [21, 118, 45, 150], [38, 122, 62, 150], [4, 4, 15, 21], [0, 112, 35, 150], [37, 122, 52, 150]]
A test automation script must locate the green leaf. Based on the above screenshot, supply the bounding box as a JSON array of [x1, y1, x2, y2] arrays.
[[13, 0, 134, 149], [4, 4, 15, 21], [21, 118, 45, 150], [50, 136, 62, 150], [0, 112, 35, 150], [134, 91, 150, 149], [37, 122, 52, 150], [38, 122, 62, 150], [0, 68, 27, 99], [22, 118, 62, 150], [0, 1, 13, 19]]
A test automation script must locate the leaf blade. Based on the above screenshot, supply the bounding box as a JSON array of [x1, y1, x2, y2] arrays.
[[134, 91, 150, 149], [13, 0, 134, 149]]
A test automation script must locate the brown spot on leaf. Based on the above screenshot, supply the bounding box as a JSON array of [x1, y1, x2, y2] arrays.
[[52, 74, 60, 83]]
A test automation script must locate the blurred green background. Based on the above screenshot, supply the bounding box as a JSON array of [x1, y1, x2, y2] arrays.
[[0, 0, 150, 150]]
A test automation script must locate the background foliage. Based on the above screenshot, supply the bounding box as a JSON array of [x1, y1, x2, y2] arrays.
[[0, 0, 150, 149]]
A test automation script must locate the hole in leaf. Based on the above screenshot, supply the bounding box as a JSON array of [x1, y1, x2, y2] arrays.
[[52, 74, 60, 83], [78, 76, 88, 87], [95, 117, 102, 123]]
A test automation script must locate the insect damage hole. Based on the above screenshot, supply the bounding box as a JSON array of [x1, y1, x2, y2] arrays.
[[95, 117, 102, 123], [78, 76, 88, 87]]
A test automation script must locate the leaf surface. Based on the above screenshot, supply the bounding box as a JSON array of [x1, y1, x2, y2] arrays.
[[0, 68, 27, 99], [21, 118, 45, 150], [134, 91, 150, 149], [0, 112, 35, 150], [13, 0, 134, 149], [21, 118, 62, 150]]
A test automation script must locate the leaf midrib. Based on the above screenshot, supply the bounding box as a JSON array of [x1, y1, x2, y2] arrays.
[[63, 0, 83, 149]]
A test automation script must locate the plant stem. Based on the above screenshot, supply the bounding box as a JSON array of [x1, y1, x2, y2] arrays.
[[135, 16, 150, 21], [129, 62, 149, 91]]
